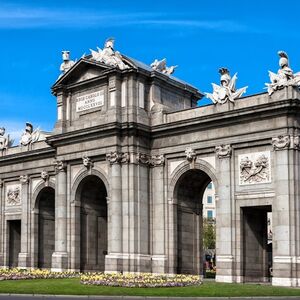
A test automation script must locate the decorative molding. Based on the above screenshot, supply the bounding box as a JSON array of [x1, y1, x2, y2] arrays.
[[239, 151, 271, 185], [272, 135, 290, 150], [185, 147, 196, 162], [6, 187, 21, 206], [82, 156, 94, 169], [41, 171, 49, 182], [215, 144, 232, 158], [0, 180, 3, 188], [54, 160, 67, 173], [19, 175, 29, 184]]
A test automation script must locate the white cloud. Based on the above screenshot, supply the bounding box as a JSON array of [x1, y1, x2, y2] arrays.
[[0, 3, 250, 33]]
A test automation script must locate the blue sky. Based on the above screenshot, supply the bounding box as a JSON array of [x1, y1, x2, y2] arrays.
[[1, 0, 300, 139]]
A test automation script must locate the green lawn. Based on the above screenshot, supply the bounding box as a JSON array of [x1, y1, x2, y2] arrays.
[[0, 278, 299, 297]]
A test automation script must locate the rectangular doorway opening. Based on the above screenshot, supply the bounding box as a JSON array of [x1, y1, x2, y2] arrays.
[[242, 205, 272, 282], [8, 220, 21, 268]]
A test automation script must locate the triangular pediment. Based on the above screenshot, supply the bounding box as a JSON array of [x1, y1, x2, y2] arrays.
[[52, 58, 114, 88]]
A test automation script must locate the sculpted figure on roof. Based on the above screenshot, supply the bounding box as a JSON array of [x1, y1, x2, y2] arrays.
[[60, 51, 75, 75], [90, 38, 129, 70], [150, 58, 177, 75], [20, 122, 40, 146], [206, 68, 247, 104], [266, 51, 300, 95], [0, 127, 13, 151]]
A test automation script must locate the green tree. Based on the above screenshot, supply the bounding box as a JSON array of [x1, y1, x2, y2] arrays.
[[203, 218, 216, 249]]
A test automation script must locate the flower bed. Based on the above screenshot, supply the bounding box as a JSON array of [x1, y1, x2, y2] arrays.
[[0, 268, 78, 281], [81, 273, 202, 288]]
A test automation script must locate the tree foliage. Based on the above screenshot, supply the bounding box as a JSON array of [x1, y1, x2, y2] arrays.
[[203, 218, 216, 250]]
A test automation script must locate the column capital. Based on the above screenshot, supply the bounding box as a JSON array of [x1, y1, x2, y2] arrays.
[[54, 159, 67, 173], [272, 135, 290, 151], [136, 153, 165, 167], [149, 154, 165, 167], [215, 144, 232, 159], [19, 175, 29, 185], [106, 151, 130, 164]]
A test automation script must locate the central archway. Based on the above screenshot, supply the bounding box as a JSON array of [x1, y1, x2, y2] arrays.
[[174, 168, 213, 275], [76, 175, 108, 272]]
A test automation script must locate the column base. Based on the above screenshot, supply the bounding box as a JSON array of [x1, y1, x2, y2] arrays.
[[215, 275, 234, 283], [151, 255, 168, 274], [0, 253, 4, 267], [18, 252, 31, 269], [51, 252, 68, 272], [105, 253, 151, 273], [272, 277, 298, 287]]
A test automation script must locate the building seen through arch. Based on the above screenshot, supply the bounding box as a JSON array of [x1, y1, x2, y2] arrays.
[[0, 39, 298, 287]]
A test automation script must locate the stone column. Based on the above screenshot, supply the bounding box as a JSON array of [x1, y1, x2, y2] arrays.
[[214, 144, 234, 283], [272, 135, 298, 286], [0, 180, 3, 267], [52, 160, 68, 271], [150, 155, 167, 273], [18, 175, 30, 268], [105, 152, 123, 272]]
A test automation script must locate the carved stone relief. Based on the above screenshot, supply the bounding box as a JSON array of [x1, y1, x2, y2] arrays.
[[185, 147, 196, 162], [239, 151, 271, 185], [6, 185, 21, 206], [41, 171, 49, 181], [82, 156, 93, 169]]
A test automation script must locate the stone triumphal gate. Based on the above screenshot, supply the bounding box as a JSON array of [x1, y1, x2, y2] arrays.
[[0, 39, 300, 287]]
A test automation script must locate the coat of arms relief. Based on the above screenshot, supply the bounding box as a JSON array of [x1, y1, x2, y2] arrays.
[[239, 151, 271, 185]]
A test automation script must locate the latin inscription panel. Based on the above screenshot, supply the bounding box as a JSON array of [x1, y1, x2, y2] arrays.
[[76, 90, 104, 113]]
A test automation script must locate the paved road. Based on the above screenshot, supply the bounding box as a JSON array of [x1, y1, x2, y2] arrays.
[[0, 296, 300, 300]]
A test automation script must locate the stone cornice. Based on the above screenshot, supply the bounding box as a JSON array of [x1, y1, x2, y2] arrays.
[[150, 98, 300, 138], [46, 122, 151, 147], [0, 147, 55, 164]]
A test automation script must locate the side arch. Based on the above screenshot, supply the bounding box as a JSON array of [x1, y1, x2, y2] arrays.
[[32, 180, 55, 210], [70, 166, 109, 272], [169, 159, 218, 201], [71, 167, 110, 203], [31, 181, 55, 268]]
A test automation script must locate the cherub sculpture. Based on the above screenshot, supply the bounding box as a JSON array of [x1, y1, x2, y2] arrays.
[[60, 51, 75, 75], [150, 58, 177, 75], [206, 68, 247, 104], [266, 51, 300, 95], [0, 127, 13, 151], [90, 38, 129, 70], [20, 122, 40, 146]]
